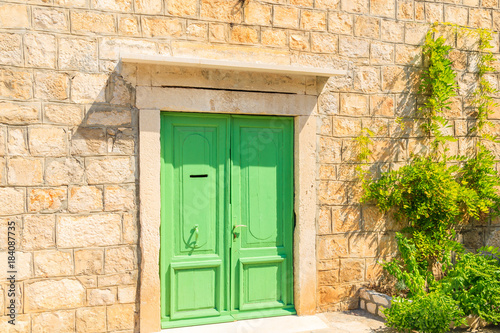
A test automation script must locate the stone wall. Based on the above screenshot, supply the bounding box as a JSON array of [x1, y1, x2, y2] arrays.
[[0, 0, 499, 331]]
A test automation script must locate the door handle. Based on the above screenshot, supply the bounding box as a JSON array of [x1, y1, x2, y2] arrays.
[[233, 224, 247, 240]]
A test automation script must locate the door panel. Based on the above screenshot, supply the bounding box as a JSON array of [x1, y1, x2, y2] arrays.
[[231, 116, 294, 317], [161, 113, 294, 328], [161, 114, 230, 326]]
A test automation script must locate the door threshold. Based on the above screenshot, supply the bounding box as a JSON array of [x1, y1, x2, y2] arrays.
[[160, 315, 329, 333]]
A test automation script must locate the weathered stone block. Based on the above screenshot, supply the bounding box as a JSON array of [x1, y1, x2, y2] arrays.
[[71, 11, 116, 34], [0, 68, 32, 100], [0, 33, 22, 66], [318, 269, 339, 285], [404, 22, 429, 45], [319, 137, 342, 163], [315, 0, 340, 9], [395, 44, 422, 65], [340, 94, 369, 115], [328, 12, 352, 34], [245, 2, 271, 25], [25, 33, 57, 69], [200, 0, 242, 23], [71, 73, 107, 104], [354, 67, 380, 93], [339, 37, 369, 58], [59, 37, 98, 72], [332, 206, 360, 232], [354, 16, 379, 39], [187, 23, 208, 40], [311, 33, 338, 53], [68, 186, 103, 213], [0, 4, 30, 28], [8, 128, 28, 156], [76, 307, 106, 333], [0, 251, 31, 280], [34, 71, 69, 101], [142, 17, 184, 37], [341, 0, 368, 13], [319, 181, 348, 205], [93, 0, 132, 11], [167, 0, 197, 16], [34, 250, 73, 277], [370, 0, 395, 18], [397, 0, 413, 20], [32, 310, 75, 333], [273, 6, 299, 28], [332, 117, 361, 137], [86, 157, 134, 184], [98, 271, 137, 287], [301, 10, 326, 31], [318, 207, 332, 234], [8, 158, 43, 186], [75, 249, 104, 275], [29, 127, 67, 157], [57, 214, 121, 248], [123, 213, 138, 244], [44, 104, 83, 126], [290, 32, 310, 51], [107, 303, 135, 330], [371, 42, 394, 65], [381, 19, 404, 42], [104, 185, 135, 211], [209, 23, 228, 42], [25, 279, 85, 312], [134, 0, 162, 13], [118, 285, 136, 303], [29, 188, 66, 213], [71, 128, 107, 156], [340, 259, 364, 282], [469, 8, 492, 28], [231, 25, 259, 44], [319, 284, 356, 304], [33, 7, 68, 32], [119, 16, 140, 36], [22, 215, 56, 250], [105, 246, 136, 273], [45, 158, 85, 186], [87, 288, 116, 306]]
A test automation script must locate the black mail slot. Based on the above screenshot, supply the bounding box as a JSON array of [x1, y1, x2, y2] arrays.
[[190, 174, 208, 178]]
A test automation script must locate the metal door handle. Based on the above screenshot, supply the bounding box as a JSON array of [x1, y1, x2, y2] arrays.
[[233, 224, 247, 239]]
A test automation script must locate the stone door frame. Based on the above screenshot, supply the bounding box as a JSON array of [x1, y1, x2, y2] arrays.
[[134, 66, 325, 332]]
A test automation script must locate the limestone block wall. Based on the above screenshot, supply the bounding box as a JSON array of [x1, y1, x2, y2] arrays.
[[0, 0, 499, 331]]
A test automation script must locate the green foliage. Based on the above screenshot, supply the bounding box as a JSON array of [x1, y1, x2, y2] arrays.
[[384, 292, 466, 333], [439, 246, 500, 324]]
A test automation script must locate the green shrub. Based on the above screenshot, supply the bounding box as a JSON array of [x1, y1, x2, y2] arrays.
[[440, 246, 500, 324], [384, 292, 465, 333]]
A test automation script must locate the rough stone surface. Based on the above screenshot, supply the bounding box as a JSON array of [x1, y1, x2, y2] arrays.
[[29, 188, 67, 212], [57, 214, 122, 248], [25, 279, 85, 311], [76, 307, 107, 333], [75, 249, 104, 275], [34, 250, 74, 277], [32, 310, 75, 333], [21, 215, 56, 250]]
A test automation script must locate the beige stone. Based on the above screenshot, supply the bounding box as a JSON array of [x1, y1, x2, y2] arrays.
[[93, 0, 131, 11], [301, 10, 326, 31], [425, 2, 443, 23], [200, 0, 242, 23], [71, 128, 107, 156], [118, 285, 136, 303], [332, 117, 361, 137], [319, 137, 342, 163], [29, 187, 66, 212], [319, 285, 356, 304], [328, 12, 352, 34], [71, 11, 116, 34], [107, 303, 135, 330], [119, 16, 140, 36], [319, 181, 347, 205], [101, 37, 158, 60], [34, 71, 69, 101], [318, 207, 332, 235], [0, 314, 30, 332], [168, 0, 196, 16], [32, 310, 75, 333], [0, 102, 39, 124], [319, 165, 336, 180], [142, 17, 184, 37], [44, 104, 83, 126], [370, 42, 394, 65], [134, 0, 162, 13], [33, 7, 68, 32], [318, 116, 333, 136], [29, 127, 67, 157], [340, 94, 368, 115], [354, 16, 379, 39], [354, 67, 380, 93], [395, 45, 422, 65], [34, 250, 73, 277], [0, 4, 30, 28], [86, 157, 134, 184], [8, 128, 28, 156], [350, 233, 378, 257], [273, 6, 299, 28], [0, 68, 32, 100], [98, 271, 137, 287], [87, 109, 131, 126], [315, 0, 340, 9], [75, 249, 104, 275], [209, 23, 227, 42], [187, 23, 207, 40], [109, 128, 135, 155], [370, 0, 395, 18], [245, 2, 271, 25], [88, 288, 116, 306], [339, 37, 369, 58], [0, 251, 32, 280], [444, 6, 468, 25], [76, 307, 106, 333], [405, 22, 429, 45], [0, 33, 23, 66], [291, 0, 313, 6], [397, 0, 413, 20], [69, 186, 103, 213], [105, 247, 136, 273], [332, 206, 360, 232], [340, 259, 364, 282], [379, 233, 398, 257], [381, 19, 404, 42], [311, 33, 338, 53], [318, 235, 348, 259], [22, 215, 56, 250], [25, 279, 85, 312], [71, 73, 107, 104], [230, 25, 258, 44], [55, 0, 86, 7], [469, 8, 492, 28], [123, 213, 138, 244], [104, 185, 135, 211], [59, 37, 98, 72], [45, 158, 85, 186], [57, 214, 121, 248], [342, 0, 368, 13], [382, 66, 418, 92], [290, 32, 310, 51], [25, 33, 57, 69], [415, 1, 424, 20], [8, 158, 43, 186], [363, 118, 389, 137]]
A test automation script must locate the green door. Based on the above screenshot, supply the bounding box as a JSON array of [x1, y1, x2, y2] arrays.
[[161, 113, 294, 329]]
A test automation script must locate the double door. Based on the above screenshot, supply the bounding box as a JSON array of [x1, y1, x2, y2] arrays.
[[160, 113, 294, 328]]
